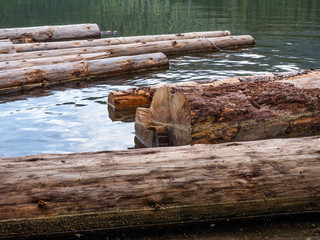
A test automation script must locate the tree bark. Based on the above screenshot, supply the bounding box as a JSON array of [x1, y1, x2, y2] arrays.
[[109, 69, 320, 111], [145, 72, 320, 146], [0, 53, 169, 94], [14, 31, 231, 52], [0, 39, 16, 54], [0, 35, 255, 62], [0, 52, 111, 71], [0, 23, 101, 42], [0, 136, 320, 238]]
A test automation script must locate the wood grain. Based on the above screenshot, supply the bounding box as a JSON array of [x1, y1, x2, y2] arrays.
[[0, 136, 320, 238]]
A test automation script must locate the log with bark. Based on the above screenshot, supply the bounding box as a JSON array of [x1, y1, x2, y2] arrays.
[[0, 35, 255, 62], [14, 31, 231, 52], [108, 69, 320, 111], [0, 23, 101, 42], [0, 39, 16, 54], [0, 136, 320, 238], [134, 70, 320, 147], [0, 53, 169, 94]]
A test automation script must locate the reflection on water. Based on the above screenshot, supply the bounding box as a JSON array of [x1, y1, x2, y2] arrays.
[[0, 0, 319, 157]]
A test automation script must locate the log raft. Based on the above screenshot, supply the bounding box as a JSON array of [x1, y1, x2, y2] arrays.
[[14, 31, 231, 52], [0, 35, 255, 62], [0, 39, 16, 54], [134, 70, 320, 147], [0, 53, 169, 94], [108, 69, 320, 111], [0, 136, 320, 238], [0, 23, 101, 43]]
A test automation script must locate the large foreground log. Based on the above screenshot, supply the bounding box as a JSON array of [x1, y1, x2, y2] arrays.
[[0, 53, 169, 93], [0, 136, 320, 238], [108, 69, 320, 111], [0, 35, 255, 62], [14, 31, 231, 52], [0, 23, 101, 42], [141, 72, 320, 146]]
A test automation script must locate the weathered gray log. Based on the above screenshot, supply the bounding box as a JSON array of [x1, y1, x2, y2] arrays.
[[0, 52, 111, 71], [108, 69, 320, 111], [14, 31, 231, 52], [141, 72, 320, 147], [0, 39, 16, 54], [0, 23, 101, 42], [0, 53, 169, 93], [0, 136, 320, 238], [0, 35, 255, 62]]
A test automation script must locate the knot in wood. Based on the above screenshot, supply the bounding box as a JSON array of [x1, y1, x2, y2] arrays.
[[37, 200, 46, 209], [244, 174, 252, 181]]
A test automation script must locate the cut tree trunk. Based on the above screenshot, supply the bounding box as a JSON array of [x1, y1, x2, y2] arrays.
[[0, 39, 16, 54], [143, 73, 320, 146], [109, 69, 320, 111], [0, 52, 112, 71], [0, 136, 320, 238], [14, 31, 231, 52], [0, 35, 255, 62], [0, 23, 101, 42], [0, 53, 169, 94]]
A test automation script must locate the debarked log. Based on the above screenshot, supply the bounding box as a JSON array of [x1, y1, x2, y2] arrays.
[[0, 35, 256, 62], [142, 74, 320, 146], [0, 136, 320, 238], [14, 31, 231, 52], [0, 23, 101, 42], [0, 53, 169, 93], [0, 52, 112, 71], [108, 69, 320, 111]]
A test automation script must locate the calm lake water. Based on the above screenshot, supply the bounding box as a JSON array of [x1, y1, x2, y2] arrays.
[[0, 0, 319, 157]]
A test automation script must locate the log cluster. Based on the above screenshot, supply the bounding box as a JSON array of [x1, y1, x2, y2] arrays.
[[0, 136, 320, 238], [133, 70, 320, 147], [0, 26, 255, 94]]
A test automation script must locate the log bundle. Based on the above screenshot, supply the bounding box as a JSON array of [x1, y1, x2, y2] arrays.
[[0, 23, 101, 43], [0, 53, 169, 94], [14, 30, 231, 52], [134, 70, 320, 147], [0, 136, 320, 238], [0, 35, 255, 62]]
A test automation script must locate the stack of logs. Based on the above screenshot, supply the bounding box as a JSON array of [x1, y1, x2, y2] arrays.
[[0, 23, 255, 94]]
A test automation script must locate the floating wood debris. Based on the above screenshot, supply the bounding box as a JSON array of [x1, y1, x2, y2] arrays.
[[14, 31, 231, 52], [0, 136, 320, 238], [0, 53, 169, 94], [132, 70, 320, 147]]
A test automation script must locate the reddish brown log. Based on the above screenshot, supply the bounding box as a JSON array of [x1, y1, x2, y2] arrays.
[[135, 70, 320, 147]]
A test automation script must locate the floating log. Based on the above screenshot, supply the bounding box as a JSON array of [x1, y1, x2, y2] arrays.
[[14, 31, 231, 52], [0, 136, 320, 238], [0, 23, 101, 42], [138, 72, 320, 147], [109, 69, 320, 111], [0, 35, 255, 62], [0, 39, 16, 54], [0, 52, 112, 71], [0, 53, 169, 93]]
